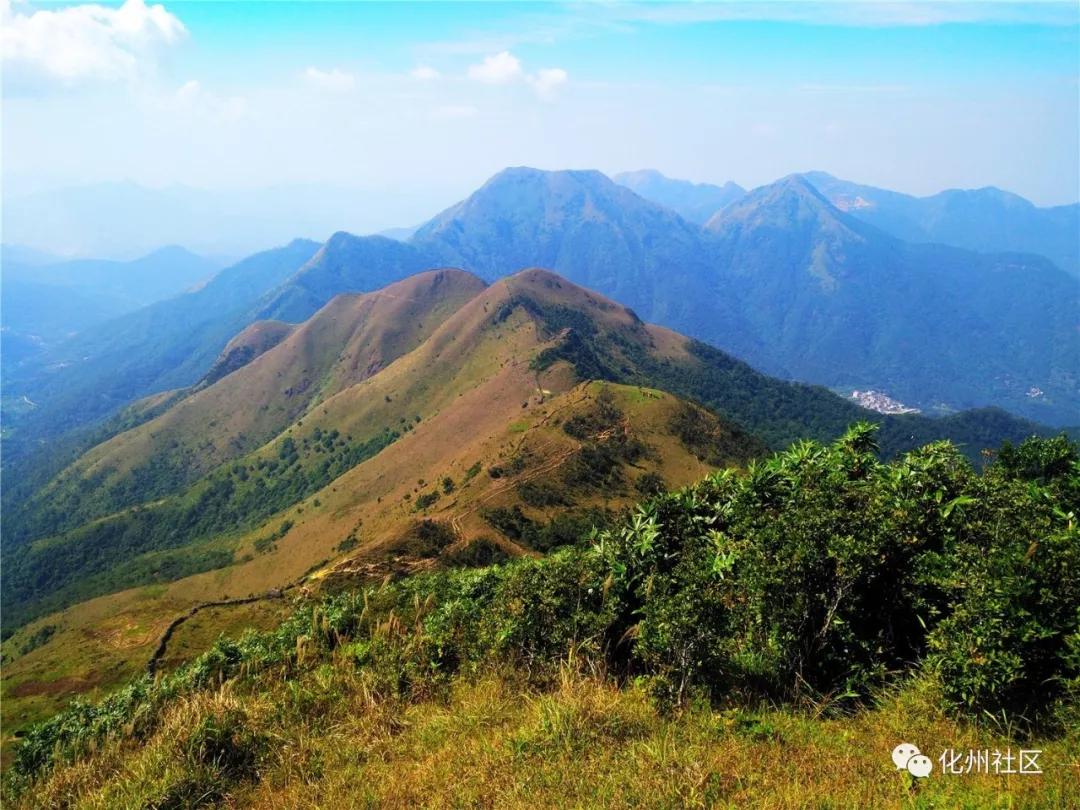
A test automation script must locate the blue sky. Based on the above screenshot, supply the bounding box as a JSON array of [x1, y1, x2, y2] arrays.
[[3, 0, 1078, 233]]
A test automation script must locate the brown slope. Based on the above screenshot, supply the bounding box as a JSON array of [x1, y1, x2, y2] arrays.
[[200, 320, 296, 386], [2, 269, 765, 729], [238, 266, 659, 459], [0, 379, 751, 738], [181, 266, 757, 586], [33, 269, 487, 527]]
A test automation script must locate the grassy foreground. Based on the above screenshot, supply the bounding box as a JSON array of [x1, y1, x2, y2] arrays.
[[6, 428, 1077, 807], [15, 664, 1077, 809]]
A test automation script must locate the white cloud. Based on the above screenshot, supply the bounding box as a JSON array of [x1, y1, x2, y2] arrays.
[[467, 50, 523, 84], [467, 51, 568, 100], [1, 0, 186, 86], [303, 66, 356, 92], [528, 67, 568, 100], [410, 64, 440, 81]]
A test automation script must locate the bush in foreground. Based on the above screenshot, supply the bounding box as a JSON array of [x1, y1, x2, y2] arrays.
[[7, 428, 1077, 798]]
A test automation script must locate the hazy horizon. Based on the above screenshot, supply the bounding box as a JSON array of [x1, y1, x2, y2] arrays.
[[4, 2, 1079, 208]]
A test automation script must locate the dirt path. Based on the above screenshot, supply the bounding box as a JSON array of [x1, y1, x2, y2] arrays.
[[145, 589, 290, 675], [445, 384, 594, 548]]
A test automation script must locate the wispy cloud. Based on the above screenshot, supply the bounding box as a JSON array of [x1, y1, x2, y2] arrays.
[[303, 66, 356, 92], [171, 79, 247, 120], [528, 67, 568, 101], [410, 64, 441, 81], [1, 0, 186, 88], [799, 83, 911, 94], [420, 1, 1077, 62], [584, 1, 1080, 29]]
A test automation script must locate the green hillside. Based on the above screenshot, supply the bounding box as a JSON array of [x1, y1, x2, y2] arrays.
[[1, 270, 1052, 636], [5, 430, 1076, 808]]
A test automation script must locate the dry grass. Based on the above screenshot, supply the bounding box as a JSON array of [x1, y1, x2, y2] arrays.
[[17, 665, 1078, 810], [2, 379, 728, 748]]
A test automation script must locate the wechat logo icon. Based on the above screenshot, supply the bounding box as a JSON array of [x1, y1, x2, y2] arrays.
[[892, 743, 933, 778]]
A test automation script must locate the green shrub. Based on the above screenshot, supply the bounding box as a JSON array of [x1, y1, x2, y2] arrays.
[[634, 472, 665, 497], [442, 538, 510, 568], [598, 426, 1079, 717], [414, 491, 440, 511], [10, 429, 1077, 797], [336, 532, 359, 553], [925, 447, 1079, 717], [517, 480, 571, 508], [398, 520, 455, 558]]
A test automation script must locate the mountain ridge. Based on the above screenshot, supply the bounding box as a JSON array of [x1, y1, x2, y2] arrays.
[[613, 168, 746, 223]]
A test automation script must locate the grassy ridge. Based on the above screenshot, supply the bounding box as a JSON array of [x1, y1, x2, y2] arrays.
[[7, 429, 1076, 805], [2, 428, 400, 629], [4, 271, 1052, 637]]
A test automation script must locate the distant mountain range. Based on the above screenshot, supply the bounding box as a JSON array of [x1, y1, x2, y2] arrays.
[[613, 169, 746, 224], [1, 240, 321, 456], [1, 246, 222, 367], [802, 171, 1080, 277], [703, 175, 1078, 422], [2, 166, 1076, 470], [619, 169, 1080, 278], [2, 245, 219, 306], [412, 168, 1077, 423]]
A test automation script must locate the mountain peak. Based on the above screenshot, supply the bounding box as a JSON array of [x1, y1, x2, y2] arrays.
[[767, 173, 831, 200], [704, 173, 862, 236], [410, 165, 702, 283], [481, 166, 610, 190]]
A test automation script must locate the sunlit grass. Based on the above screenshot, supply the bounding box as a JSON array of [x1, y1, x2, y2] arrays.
[[18, 665, 1077, 809]]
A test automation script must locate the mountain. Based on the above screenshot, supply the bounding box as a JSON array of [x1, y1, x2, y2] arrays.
[[613, 169, 746, 223], [410, 167, 759, 349], [0, 247, 222, 375], [2, 246, 220, 309], [0, 243, 61, 266], [0, 267, 1055, 748], [5, 167, 1076, 468], [252, 233, 440, 322], [802, 171, 1080, 276], [703, 175, 1079, 423], [411, 167, 1077, 424], [0, 281, 133, 342], [3, 267, 1049, 623], [28, 269, 487, 515], [1, 270, 771, 684], [0, 239, 321, 458], [0, 233, 461, 458]]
